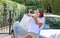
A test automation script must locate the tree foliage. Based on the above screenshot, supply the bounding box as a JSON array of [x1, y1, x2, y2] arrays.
[[43, 0, 60, 15]]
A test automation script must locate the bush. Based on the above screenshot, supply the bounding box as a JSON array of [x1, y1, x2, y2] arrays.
[[0, 0, 26, 26]]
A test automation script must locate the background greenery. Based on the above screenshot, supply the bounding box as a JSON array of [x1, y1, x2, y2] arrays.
[[0, 0, 26, 26], [0, 0, 60, 29], [12, 0, 60, 15], [42, 0, 60, 15]]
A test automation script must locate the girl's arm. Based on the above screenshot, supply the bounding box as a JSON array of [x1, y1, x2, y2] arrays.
[[34, 18, 43, 28]]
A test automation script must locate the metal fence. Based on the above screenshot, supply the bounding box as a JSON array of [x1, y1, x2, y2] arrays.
[[0, 3, 12, 34]]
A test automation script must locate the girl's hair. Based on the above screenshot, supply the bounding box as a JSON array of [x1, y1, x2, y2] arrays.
[[37, 9, 44, 17]]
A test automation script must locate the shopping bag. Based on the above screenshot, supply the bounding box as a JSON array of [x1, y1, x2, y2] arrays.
[[19, 14, 31, 30]]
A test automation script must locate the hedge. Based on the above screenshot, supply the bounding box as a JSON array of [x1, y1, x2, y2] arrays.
[[26, 6, 37, 13], [0, 0, 26, 26]]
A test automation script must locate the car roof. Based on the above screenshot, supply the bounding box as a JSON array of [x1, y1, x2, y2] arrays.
[[25, 13, 60, 18], [44, 13, 60, 17]]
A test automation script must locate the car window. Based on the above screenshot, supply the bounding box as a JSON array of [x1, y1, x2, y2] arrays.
[[44, 17, 60, 29]]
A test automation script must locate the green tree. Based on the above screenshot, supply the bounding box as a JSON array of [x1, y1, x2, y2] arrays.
[[43, 0, 60, 15]]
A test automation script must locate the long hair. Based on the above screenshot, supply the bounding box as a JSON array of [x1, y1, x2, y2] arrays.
[[37, 9, 44, 17]]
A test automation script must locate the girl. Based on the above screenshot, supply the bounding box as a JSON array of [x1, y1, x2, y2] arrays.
[[25, 9, 45, 38]]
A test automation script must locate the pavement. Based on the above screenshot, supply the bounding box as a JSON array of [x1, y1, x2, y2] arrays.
[[0, 34, 11, 38], [0, 26, 11, 38]]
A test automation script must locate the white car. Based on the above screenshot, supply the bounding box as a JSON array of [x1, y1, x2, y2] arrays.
[[41, 13, 60, 38]]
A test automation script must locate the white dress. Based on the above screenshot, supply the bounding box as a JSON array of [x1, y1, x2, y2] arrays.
[[28, 17, 45, 34]]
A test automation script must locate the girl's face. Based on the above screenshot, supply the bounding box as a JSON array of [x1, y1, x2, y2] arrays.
[[35, 10, 40, 18]]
